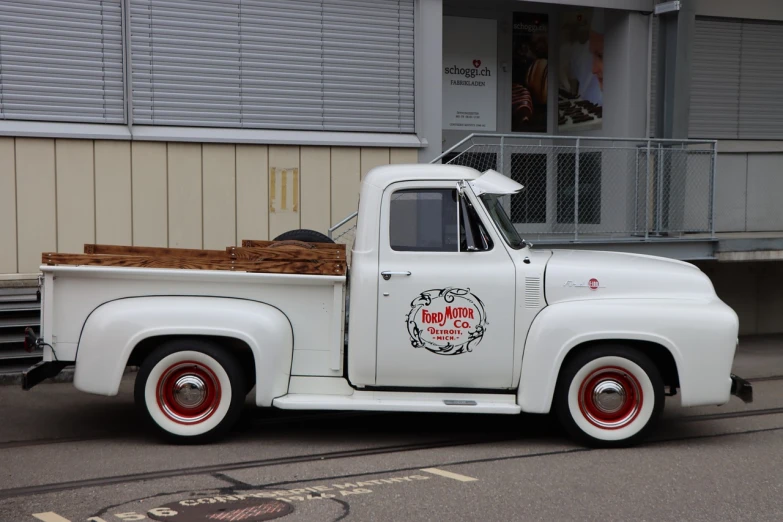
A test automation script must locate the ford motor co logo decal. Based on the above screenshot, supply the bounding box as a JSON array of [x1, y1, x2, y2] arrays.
[[406, 288, 487, 356]]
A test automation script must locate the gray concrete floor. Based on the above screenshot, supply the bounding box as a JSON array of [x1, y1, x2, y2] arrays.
[[0, 337, 781, 522]]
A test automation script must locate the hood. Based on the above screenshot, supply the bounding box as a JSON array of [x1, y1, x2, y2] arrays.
[[544, 250, 716, 304]]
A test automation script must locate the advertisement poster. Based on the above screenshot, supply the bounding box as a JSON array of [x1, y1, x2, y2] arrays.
[[558, 8, 604, 130], [442, 16, 497, 131], [511, 13, 548, 133]]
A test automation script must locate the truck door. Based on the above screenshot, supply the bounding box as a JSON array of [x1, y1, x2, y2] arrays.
[[375, 181, 516, 389]]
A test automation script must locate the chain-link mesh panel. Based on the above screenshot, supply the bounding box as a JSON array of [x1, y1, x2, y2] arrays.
[[331, 221, 357, 246], [328, 135, 716, 248], [329, 216, 358, 266], [438, 136, 716, 242]]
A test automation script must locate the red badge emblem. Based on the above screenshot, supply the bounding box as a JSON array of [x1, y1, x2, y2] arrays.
[[473, 59, 481, 68], [589, 278, 600, 290]]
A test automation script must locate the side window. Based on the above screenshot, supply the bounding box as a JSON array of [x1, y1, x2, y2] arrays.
[[389, 189, 493, 252], [390, 189, 458, 252]]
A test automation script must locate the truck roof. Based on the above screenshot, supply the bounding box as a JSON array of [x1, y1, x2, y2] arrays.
[[363, 163, 481, 189]]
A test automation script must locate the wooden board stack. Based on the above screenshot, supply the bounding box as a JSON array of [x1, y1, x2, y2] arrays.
[[41, 240, 347, 277]]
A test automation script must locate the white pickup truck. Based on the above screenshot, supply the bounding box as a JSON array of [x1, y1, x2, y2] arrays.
[[22, 164, 752, 447]]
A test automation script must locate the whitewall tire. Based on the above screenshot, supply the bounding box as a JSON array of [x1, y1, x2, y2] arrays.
[[555, 346, 664, 448], [134, 339, 246, 443]]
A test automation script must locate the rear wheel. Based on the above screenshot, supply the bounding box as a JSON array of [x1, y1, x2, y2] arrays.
[[134, 339, 246, 443], [273, 229, 334, 244], [554, 345, 664, 448]]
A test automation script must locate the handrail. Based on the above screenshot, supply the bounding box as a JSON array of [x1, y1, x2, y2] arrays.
[[328, 210, 359, 239]]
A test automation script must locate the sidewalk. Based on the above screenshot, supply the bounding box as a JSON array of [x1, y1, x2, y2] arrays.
[[732, 334, 783, 379]]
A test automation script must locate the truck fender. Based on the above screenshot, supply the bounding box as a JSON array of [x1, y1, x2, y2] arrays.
[[517, 300, 691, 414], [73, 296, 293, 406]]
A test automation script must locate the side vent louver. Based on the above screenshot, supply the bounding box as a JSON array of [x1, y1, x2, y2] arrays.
[[525, 277, 541, 309]]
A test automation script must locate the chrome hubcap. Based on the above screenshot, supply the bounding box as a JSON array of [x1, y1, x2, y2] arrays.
[[592, 379, 626, 413], [579, 366, 643, 430], [157, 361, 222, 424], [172, 375, 207, 409]]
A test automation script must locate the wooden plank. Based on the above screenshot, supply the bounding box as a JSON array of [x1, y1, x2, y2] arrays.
[[43, 253, 346, 276], [241, 239, 345, 250], [132, 142, 168, 247], [236, 145, 269, 242], [16, 138, 57, 273], [203, 144, 237, 249], [268, 146, 301, 239], [300, 146, 331, 234], [95, 140, 132, 245], [229, 246, 345, 261], [84, 244, 229, 259], [167, 142, 202, 249], [360, 147, 390, 180], [56, 139, 95, 254], [0, 138, 17, 273], [330, 147, 361, 226]]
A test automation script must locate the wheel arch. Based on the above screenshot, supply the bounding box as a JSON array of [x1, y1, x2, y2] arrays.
[[128, 334, 256, 387], [559, 339, 679, 392], [73, 296, 293, 406]]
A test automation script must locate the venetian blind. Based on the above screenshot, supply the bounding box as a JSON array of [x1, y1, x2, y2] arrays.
[[690, 17, 783, 139], [689, 17, 742, 138], [130, 0, 414, 133], [0, 0, 125, 123]]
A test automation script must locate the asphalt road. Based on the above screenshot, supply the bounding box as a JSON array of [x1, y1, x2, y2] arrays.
[[1, 370, 782, 522]]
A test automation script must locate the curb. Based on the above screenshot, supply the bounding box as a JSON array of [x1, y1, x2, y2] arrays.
[[0, 366, 138, 387], [0, 367, 75, 386]]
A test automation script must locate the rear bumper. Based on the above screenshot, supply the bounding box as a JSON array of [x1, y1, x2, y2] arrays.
[[22, 361, 69, 390], [730, 374, 753, 404]]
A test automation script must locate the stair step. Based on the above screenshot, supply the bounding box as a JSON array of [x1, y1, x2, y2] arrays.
[[0, 302, 40, 312], [0, 318, 40, 328], [0, 347, 42, 358]]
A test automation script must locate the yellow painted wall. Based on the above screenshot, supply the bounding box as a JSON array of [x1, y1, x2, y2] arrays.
[[3, 137, 418, 274]]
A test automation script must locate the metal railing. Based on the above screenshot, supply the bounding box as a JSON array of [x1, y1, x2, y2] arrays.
[[328, 133, 717, 245]]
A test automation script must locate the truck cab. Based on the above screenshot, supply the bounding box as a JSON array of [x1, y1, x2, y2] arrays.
[[346, 165, 546, 391]]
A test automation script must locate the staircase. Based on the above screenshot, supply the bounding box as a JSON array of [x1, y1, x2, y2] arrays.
[[0, 280, 42, 374]]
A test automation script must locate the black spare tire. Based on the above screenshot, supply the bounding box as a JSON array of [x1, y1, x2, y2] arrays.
[[273, 229, 335, 244]]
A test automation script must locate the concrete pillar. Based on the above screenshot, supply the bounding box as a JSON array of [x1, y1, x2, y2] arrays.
[[654, 0, 695, 139], [415, 0, 443, 163]]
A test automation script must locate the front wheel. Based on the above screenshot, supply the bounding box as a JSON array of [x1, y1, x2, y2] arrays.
[[134, 339, 246, 443], [554, 346, 664, 448]]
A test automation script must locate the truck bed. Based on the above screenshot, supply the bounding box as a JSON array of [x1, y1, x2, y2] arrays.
[[39, 241, 347, 378]]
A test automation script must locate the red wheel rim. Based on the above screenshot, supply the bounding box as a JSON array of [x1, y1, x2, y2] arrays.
[[578, 366, 643, 430], [156, 361, 221, 425]]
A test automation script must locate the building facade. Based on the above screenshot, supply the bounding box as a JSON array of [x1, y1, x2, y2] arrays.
[[1, 0, 783, 344]]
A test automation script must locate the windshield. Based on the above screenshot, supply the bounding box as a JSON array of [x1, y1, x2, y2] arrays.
[[479, 194, 526, 250]]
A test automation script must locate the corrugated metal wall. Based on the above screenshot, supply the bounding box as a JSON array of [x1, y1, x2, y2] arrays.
[[0, 137, 417, 275]]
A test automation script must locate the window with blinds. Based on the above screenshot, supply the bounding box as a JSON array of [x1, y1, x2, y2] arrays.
[[0, 0, 125, 124], [130, 0, 415, 133], [690, 17, 783, 139]]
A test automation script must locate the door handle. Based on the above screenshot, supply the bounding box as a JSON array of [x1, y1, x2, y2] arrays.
[[381, 271, 411, 280]]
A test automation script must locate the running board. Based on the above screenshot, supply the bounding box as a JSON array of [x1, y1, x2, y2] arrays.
[[272, 393, 521, 414]]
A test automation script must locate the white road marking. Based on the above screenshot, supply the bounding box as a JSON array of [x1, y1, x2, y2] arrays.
[[420, 467, 478, 482], [32, 513, 72, 522]]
